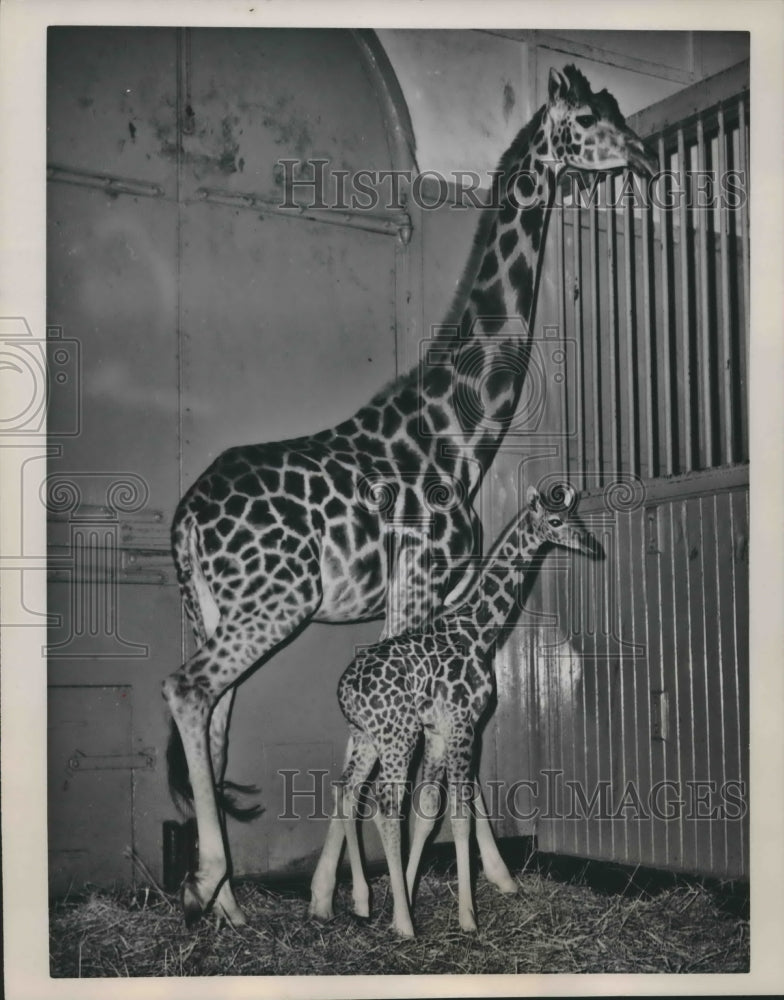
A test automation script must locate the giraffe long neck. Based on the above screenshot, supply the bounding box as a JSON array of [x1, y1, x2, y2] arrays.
[[332, 107, 555, 493], [423, 105, 555, 486], [446, 509, 545, 659]]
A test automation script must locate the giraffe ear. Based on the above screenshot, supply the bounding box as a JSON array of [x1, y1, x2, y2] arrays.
[[526, 486, 541, 510], [548, 67, 569, 103]]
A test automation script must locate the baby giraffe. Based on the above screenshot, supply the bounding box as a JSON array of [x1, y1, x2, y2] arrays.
[[310, 484, 600, 936]]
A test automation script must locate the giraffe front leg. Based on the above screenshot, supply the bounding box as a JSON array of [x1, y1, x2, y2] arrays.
[[309, 812, 345, 921], [449, 781, 477, 934], [472, 779, 517, 895], [447, 730, 479, 933]]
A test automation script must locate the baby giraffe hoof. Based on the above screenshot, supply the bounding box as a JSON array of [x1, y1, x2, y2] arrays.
[[460, 913, 478, 934], [308, 901, 334, 922], [393, 919, 416, 938], [496, 878, 519, 895]]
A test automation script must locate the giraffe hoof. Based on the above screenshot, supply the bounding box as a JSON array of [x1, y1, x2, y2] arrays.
[[349, 912, 371, 927], [214, 903, 248, 930], [308, 901, 334, 922], [182, 880, 207, 928]]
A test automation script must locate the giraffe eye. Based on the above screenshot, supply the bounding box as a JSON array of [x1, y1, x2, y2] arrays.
[[548, 517, 563, 527], [576, 114, 595, 128]]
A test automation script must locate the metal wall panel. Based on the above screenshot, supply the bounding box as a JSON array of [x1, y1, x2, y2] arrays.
[[47, 27, 413, 889], [492, 475, 748, 879]]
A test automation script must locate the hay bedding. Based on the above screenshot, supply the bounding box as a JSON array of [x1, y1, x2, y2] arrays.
[[49, 866, 749, 977]]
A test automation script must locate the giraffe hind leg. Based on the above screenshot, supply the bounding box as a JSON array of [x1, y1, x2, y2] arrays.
[[163, 606, 318, 928], [373, 751, 416, 938], [309, 729, 377, 921], [406, 730, 446, 903]]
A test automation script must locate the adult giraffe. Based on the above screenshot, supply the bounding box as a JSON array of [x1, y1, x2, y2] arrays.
[[163, 64, 657, 927]]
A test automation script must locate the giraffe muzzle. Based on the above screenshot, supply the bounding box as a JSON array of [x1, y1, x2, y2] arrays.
[[627, 137, 658, 178], [580, 531, 606, 560]]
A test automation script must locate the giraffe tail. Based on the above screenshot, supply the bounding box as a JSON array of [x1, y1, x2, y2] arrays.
[[171, 505, 210, 645], [166, 717, 264, 822]]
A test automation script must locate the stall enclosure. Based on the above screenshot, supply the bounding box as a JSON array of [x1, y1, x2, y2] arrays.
[[46, 30, 749, 893], [46, 27, 418, 893]]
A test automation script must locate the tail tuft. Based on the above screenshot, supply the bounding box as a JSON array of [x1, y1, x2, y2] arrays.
[[166, 717, 195, 816], [166, 718, 264, 822]]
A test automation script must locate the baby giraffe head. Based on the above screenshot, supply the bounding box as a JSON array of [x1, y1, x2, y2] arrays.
[[526, 484, 603, 559], [545, 64, 658, 178]]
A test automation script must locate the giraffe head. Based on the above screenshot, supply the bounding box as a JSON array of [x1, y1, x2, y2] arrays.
[[525, 484, 603, 559], [545, 65, 657, 178]]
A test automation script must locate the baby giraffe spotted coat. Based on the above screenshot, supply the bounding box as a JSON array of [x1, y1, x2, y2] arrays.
[[310, 485, 601, 937]]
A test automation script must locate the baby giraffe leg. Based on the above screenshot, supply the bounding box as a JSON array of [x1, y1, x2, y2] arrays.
[[472, 779, 517, 894], [374, 766, 415, 937], [447, 729, 478, 933], [405, 732, 446, 903], [341, 734, 377, 918], [449, 781, 477, 933], [309, 732, 375, 920]]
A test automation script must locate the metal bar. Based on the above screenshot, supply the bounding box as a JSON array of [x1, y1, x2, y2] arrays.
[[697, 498, 714, 872], [641, 167, 655, 478], [573, 201, 585, 490], [716, 109, 734, 465], [605, 176, 620, 477], [622, 172, 638, 475], [658, 138, 674, 476], [738, 99, 750, 374], [712, 492, 729, 872], [677, 128, 693, 472], [194, 187, 410, 241], [626, 59, 749, 140], [589, 200, 601, 477], [531, 32, 694, 85], [47, 165, 164, 199], [555, 199, 569, 474], [696, 116, 713, 467]]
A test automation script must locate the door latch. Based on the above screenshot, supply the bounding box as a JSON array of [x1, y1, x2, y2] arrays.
[[67, 748, 156, 772]]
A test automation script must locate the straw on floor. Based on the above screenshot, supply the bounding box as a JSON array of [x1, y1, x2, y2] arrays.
[[49, 862, 749, 977]]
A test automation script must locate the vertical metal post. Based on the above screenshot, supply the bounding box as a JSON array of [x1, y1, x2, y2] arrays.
[[555, 191, 569, 475], [677, 128, 693, 472], [716, 107, 734, 466], [573, 195, 585, 490], [658, 137, 674, 476], [605, 175, 620, 476], [622, 171, 638, 476], [641, 164, 655, 478], [696, 116, 713, 467], [738, 99, 750, 377], [589, 200, 601, 479]]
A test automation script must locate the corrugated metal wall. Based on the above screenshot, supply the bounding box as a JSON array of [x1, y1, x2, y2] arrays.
[[491, 62, 750, 879]]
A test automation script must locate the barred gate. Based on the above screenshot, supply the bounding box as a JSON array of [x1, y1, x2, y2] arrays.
[[491, 61, 750, 880]]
